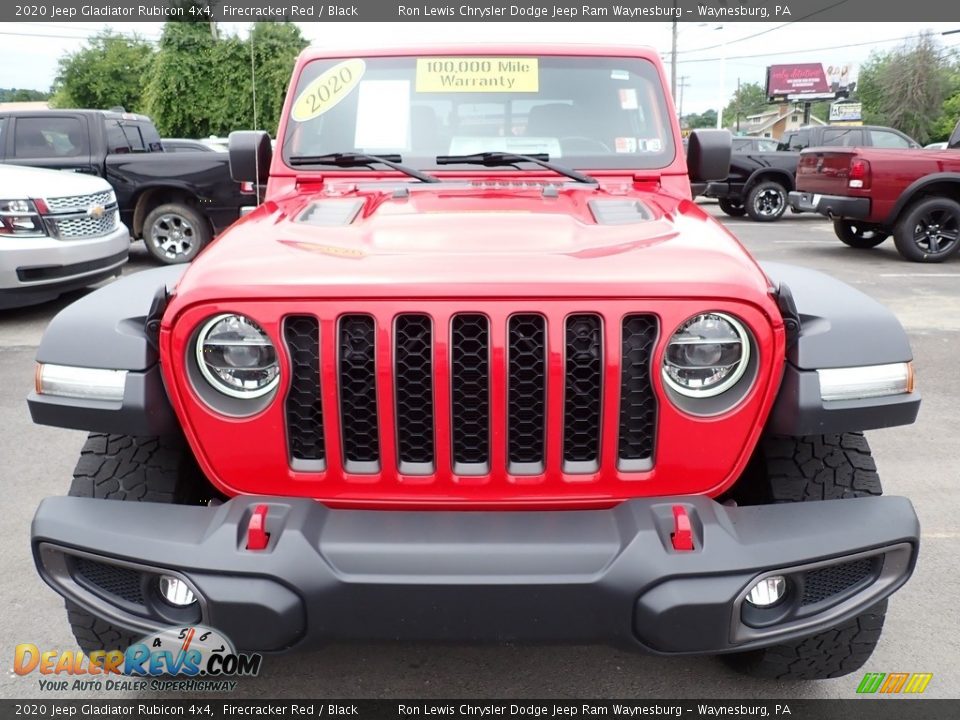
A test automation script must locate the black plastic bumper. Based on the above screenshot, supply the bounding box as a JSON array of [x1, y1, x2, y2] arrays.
[[32, 494, 919, 655], [788, 191, 871, 219]]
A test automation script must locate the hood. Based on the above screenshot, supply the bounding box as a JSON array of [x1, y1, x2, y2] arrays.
[[0, 164, 112, 200], [170, 181, 774, 308]]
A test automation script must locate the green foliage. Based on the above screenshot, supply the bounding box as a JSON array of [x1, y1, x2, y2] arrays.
[[722, 82, 769, 126], [50, 31, 154, 111], [855, 33, 958, 145], [683, 109, 718, 129], [0, 88, 50, 102], [142, 20, 306, 138]]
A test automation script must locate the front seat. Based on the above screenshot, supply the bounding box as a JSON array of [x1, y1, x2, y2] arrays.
[[525, 103, 584, 138]]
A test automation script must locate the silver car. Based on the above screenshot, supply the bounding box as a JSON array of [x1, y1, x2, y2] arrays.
[[0, 165, 129, 309]]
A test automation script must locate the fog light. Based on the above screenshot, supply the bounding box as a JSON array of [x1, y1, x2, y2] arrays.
[[158, 576, 196, 607], [745, 575, 786, 607]]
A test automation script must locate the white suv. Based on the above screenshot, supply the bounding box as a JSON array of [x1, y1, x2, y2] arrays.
[[0, 165, 129, 309]]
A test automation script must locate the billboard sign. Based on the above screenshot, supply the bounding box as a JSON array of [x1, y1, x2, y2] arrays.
[[766, 63, 858, 101], [830, 102, 863, 123]]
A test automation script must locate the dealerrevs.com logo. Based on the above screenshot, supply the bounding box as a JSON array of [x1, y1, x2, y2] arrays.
[[14, 625, 262, 692]]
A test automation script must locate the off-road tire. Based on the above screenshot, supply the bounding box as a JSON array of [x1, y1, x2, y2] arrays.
[[143, 202, 211, 265], [745, 180, 788, 222], [721, 432, 887, 680], [892, 196, 960, 263], [65, 433, 209, 656], [718, 198, 747, 217], [833, 220, 889, 249]]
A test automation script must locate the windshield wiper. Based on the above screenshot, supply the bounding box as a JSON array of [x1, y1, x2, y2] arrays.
[[288, 152, 440, 183], [435, 151, 596, 184]]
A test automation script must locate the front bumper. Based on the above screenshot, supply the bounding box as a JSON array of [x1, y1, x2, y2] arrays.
[[788, 191, 870, 219], [0, 223, 130, 309], [32, 494, 919, 655]]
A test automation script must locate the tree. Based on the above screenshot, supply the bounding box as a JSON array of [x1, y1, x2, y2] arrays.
[[50, 31, 155, 111], [855, 32, 955, 145], [0, 88, 50, 102], [683, 109, 718, 129], [722, 82, 769, 130], [250, 22, 308, 136]]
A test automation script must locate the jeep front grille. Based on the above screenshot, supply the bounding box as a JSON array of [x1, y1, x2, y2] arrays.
[[281, 310, 658, 479]]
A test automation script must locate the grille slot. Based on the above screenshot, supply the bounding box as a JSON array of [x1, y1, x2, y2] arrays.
[[338, 315, 380, 472], [73, 557, 144, 606], [801, 557, 877, 606], [44, 190, 114, 214], [563, 315, 603, 472], [508, 314, 547, 474], [394, 314, 435, 473], [450, 314, 490, 473], [618, 315, 658, 470], [52, 209, 119, 239], [284, 316, 325, 470]]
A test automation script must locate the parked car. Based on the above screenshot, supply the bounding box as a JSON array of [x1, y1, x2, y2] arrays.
[[706, 124, 920, 222], [0, 164, 128, 309], [924, 141, 948, 150], [161, 138, 228, 153], [789, 120, 960, 262], [29, 45, 920, 682], [0, 109, 249, 264]]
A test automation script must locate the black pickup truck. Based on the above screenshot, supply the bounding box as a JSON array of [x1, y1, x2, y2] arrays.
[[0, 109, 251, 263], [704, 124, 920, 222]]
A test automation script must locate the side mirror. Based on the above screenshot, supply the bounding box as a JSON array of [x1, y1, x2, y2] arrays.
[[229, 130, 272, 185], [949, 119, 960, 150], [687, 129, 732, 184]]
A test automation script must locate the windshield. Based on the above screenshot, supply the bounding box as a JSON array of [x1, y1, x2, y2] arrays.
[[282, 55, 675, 171]]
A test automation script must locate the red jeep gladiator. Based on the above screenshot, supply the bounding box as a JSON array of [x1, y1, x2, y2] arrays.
[[29, 46, 921, 681], [789, 121, 960, 262]]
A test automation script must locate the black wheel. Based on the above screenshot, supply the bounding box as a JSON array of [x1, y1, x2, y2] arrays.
[[65, 433, 211, 655], [893, 196, 960, 262], [718, 199, 747, 217], [721, 433, 887, 680], [746, 181, 788, 222], [143, 203, 211, 265], [833, 220, 889, 249]]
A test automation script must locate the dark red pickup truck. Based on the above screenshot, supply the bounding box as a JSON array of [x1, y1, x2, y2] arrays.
[[789, 121, 960, 262]]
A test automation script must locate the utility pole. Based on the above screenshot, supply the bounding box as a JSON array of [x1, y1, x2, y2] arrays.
[[735, 77, 741, 133], [671, 14, 678, 100], [678, 76, 690, 119]]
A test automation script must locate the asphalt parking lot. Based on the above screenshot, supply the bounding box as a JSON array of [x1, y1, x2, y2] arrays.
[[2, 210, 959, 701]]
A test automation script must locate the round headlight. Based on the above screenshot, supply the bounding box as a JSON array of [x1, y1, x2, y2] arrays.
[[662, 312, 750, 398], [195, 314, 279, 398]]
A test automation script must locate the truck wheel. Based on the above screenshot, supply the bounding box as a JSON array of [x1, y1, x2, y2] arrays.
[[143, 203, 210, 265], [893, 196, 960, 262], [64, 433, 210, 656], [834, 220, 889, 249], [722, 433, 887, 679], [718, 199, 747, 217], [745, 181, 788, 222]]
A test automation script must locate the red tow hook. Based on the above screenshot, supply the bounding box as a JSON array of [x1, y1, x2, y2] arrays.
[[246, 504, 270, 551], [671, 505, 694, 551]]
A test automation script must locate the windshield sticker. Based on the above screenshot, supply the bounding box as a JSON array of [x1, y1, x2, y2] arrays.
[[615, 137, 637, 153], [355, 80, 410, 150], [610, 69, 630, 80], [619, 88, 638, 110], [292, 59, 366, 122], [638, 138, 663, 152], [416, 58, 539, 93]]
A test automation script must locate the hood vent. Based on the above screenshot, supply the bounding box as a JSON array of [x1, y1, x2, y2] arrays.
[[589, 200, 653, 225], [296, 199, 364, 227]]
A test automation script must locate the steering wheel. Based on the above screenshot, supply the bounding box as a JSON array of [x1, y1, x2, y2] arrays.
[[559, 136, 613, 153]]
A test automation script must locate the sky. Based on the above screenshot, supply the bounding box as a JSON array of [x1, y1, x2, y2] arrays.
[[0, 20, 958, 114]]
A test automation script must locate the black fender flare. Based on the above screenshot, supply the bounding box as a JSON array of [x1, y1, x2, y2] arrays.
[[884, 172, 960, 226], [745, 167, 794, 195], [28, 266, 186, 436], [761, 262, 920, 436]]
